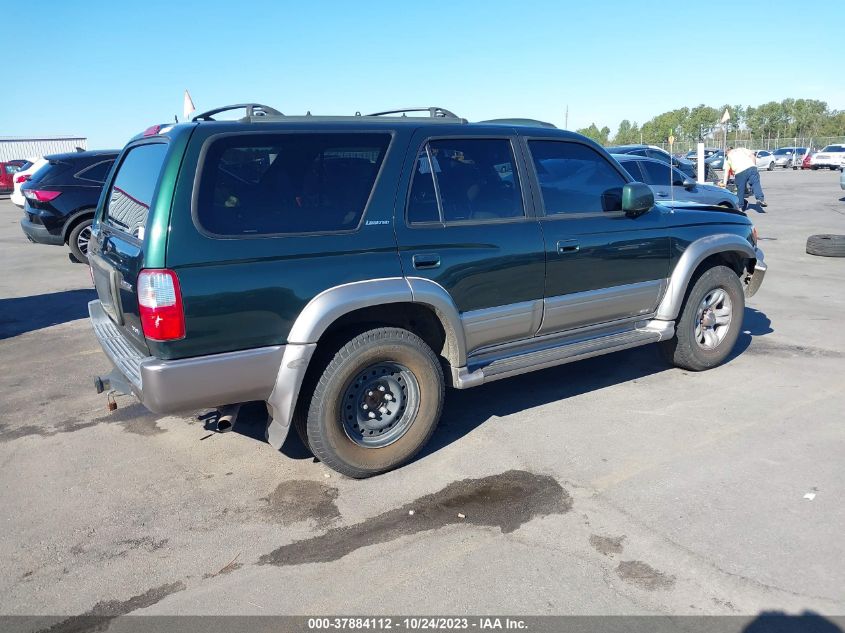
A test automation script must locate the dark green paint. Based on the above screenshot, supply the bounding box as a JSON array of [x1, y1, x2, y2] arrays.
[[90, 118, 755, 362]]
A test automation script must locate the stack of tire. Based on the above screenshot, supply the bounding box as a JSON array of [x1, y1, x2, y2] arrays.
[[806, 235, 845, 257]]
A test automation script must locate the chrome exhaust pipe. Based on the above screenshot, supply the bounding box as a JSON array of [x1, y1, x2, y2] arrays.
[[214, 404, 242, 433]]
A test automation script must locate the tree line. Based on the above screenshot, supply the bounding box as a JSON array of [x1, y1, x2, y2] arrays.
[[576, 99, 845, 146]]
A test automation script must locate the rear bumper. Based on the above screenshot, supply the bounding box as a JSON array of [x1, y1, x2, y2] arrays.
[[745, 247, 767, 298], [20, 218, 64, 245], [89, 300, 284, 413]]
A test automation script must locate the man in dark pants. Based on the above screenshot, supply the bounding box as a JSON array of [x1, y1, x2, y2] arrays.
[[723, 146, 767, 209]]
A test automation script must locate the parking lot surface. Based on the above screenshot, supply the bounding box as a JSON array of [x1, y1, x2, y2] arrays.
[[1, 169, 844, 618]]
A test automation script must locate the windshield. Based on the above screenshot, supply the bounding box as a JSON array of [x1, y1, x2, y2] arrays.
[[773, 148, 793, 155], [821, 145, 844, 152]]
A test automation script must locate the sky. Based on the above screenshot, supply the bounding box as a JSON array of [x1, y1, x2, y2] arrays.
[[4, 0, 844, 148]]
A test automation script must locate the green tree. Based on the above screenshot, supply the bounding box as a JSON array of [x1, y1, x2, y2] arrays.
[[576, 123, 611, 145], [612, 119, 641, 145]]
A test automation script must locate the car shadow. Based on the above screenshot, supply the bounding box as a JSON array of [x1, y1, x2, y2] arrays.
[[746, 202, 766, 213], [742, 611, 843, 633], [0, 288, 97, 339], [207, 306, 773, 468]]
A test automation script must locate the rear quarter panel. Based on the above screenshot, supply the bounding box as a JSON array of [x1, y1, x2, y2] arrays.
[[157, 124, 413, 360]]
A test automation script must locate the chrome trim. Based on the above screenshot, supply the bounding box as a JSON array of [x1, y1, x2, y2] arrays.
[[538, 279, 667, 335], [89, 300, 284, 414], [744, 246, 767, 298], [655, 234, 757, 321], [451, 317, 674, 388], [461, 299, 543, 353]]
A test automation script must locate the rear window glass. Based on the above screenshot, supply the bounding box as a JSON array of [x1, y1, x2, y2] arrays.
[[103, 143, 168, 238], [821, 145, 844, 152], [196, 133, 391, 236]]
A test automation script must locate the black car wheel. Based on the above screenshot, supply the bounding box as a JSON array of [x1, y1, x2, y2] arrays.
[[306, 327, 444, 478], [68, 219, 93, 265]]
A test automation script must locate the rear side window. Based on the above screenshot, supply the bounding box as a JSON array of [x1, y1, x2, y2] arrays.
[[639, 160, 684, 187], [104, 143, 168, 238], [407, 138, 524, 224], [528, 141, 625, 215], [195, 133, 390, 236], [77, 159, 114, 183]]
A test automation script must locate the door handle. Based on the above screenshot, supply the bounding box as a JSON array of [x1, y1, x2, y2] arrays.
[[556, 240, 580, 255], [657, 192, 669, 197], [412, 253, 441, 270]]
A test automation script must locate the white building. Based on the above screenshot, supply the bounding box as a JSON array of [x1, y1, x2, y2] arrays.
[[0, 136, 88, 162]]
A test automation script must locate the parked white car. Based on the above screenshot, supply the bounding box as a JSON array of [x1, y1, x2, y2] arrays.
[[754, 150, 776, 171], [811, 145, 845, 170], [10, 158, 47, 207]]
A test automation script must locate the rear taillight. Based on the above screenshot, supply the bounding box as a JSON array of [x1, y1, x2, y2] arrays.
[[137, 269, 185, 341], [23, 189, 61, 202], [15, 174, 30, 184]]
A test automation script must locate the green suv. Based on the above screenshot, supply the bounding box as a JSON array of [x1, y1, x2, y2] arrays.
[[88, 104, 766, 477]]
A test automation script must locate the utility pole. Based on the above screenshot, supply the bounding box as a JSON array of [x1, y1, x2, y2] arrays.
[[564, 105, 569, 130]]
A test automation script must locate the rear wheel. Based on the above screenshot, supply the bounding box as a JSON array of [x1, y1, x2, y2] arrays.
[[306, 327, 444, 478], [660, 265, 744, 371], [68, 218, 93, 265]]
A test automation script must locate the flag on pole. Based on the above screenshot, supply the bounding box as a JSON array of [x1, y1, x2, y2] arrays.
[[720, 108, 731, 124], [183, 90, 196, 120]]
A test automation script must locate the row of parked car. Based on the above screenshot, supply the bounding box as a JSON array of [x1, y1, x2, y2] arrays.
[[682, 145, 845, 171]]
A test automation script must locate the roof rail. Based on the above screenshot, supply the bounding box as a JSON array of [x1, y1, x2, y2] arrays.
[[192, 103, 283, 122], [365, 107, 461, 119], [480, 118, 557, 129]]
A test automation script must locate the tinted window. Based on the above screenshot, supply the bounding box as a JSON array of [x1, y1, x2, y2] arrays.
[[196, 133, 390, 235], [529, 141, 625, 215], [407, 138, 523, 224], [617, 159, 645, 182], [77, 160, 114, 183], [639, 160, 685, 186], [822, 145, 844, 152], [645, 149, 669, 163], [757, 151, 770, 157], [104, 143, 168, 237]]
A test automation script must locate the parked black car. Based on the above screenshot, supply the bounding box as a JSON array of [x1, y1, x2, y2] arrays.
[[20, 150, 118, 263]]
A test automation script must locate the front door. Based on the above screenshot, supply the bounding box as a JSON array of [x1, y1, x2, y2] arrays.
[[523, 138, 670, 335], [394, 132, 546, 354]]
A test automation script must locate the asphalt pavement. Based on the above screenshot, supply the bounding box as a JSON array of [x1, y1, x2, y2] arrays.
[[1, 169, 844, 621]]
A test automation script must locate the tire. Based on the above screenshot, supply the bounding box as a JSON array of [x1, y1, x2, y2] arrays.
[[306, 327, 444, 478], [67, 218, 93, 265], [806, 234, 845, 257], [830, 166, 839, 171], [785, 160, 792, 169], [767, 161, 775, 171], [660, 265, 745, 372]]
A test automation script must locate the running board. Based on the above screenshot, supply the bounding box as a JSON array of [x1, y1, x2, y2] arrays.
[[451, 319, 674, 389]]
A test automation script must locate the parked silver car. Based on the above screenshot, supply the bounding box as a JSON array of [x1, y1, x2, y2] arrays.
[[772, 147, 807, 169], [754, 150, 776, 171], [613, 155, 740, 209]]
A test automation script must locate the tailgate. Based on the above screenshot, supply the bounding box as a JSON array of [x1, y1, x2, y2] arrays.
[[90, 141, 171, 355]]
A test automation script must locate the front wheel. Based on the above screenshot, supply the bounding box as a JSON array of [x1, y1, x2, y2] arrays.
[[767, 161, 775, 171], [306, 327, 444, 478], [660, 265, 745, 371]]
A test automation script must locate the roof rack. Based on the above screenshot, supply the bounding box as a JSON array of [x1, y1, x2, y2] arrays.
[[365, 107, 461, 119], [192, 103, 283, 122], [480, 118, 557, 129]]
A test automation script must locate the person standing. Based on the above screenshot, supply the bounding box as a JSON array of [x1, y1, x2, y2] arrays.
[[722, 146, 767, 209]]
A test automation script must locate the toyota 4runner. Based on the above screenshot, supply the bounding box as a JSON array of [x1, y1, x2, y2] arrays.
[[88, 104, 767, 477]]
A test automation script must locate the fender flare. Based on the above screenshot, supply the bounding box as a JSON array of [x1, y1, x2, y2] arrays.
[[265, 277, 467, 449], [61, 208, 96, 242], [655, 234, 756, 321]]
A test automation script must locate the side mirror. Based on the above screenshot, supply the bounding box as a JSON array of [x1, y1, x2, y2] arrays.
[[622, 182, 654, 217], [682, 178, 696, 190]]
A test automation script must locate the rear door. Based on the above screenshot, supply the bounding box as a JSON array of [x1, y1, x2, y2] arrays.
[[394, 130, 546, 353], [90, 141, 171, 354]]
